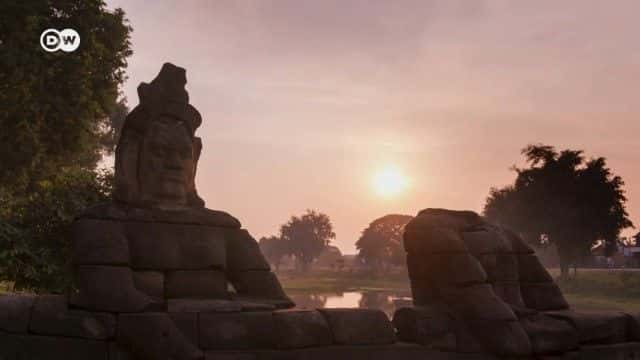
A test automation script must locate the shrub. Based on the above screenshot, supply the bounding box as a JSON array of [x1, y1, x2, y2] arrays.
[[0, 167, 112, 293]]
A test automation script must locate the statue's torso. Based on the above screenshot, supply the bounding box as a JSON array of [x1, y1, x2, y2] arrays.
[[71, 203, 291, 312]]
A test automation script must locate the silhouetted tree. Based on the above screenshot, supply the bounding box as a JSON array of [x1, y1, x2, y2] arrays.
[[280, 210, 335, 272], [0, 0, 131, 292], [258, 235, 290, 272], [356, 214, 413, 272], [99, 98, 129, 156], [484, 144, 633, 278], [0, 0, 132, 194], [634, 232, 640, 247]]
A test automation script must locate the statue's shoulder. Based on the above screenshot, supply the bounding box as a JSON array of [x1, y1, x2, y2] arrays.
[[183, 207, 242, 228], [76, 202, 241, 228]]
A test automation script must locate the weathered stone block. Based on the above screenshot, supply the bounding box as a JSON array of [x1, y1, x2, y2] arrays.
[[125, 222, 226, 270], [403, 225, 467, 254], [203, 343, 476, 360], [536, 351, 581, 360], [272, 309, 332, 349], [168, 299, 243, 313], [546, 310, 629, 345], [118, 312, 202, 360], [74, 265, 155, 312], [392, 306, 454, 348], [229, 271, 291, 303], [226, 229, 271, 271], [205, 352, 261, 360], [232, 296, 291, 310], [409, 282, 438, 305], [461, 230, 512, 255], [165, 270, 228, 299], [491, 281, 525, 308], [170, 312, 199, 347], [476, 253, 518, 281], [237, 300, 277, 311], [627, 312, 640, 340], [579, 342, 640, 360], [0, 294, 36, 333], [109, 342, 136, 360], [199, 312, 275, 350], [519, 313, 578, 354], [467, 319, 532, 357], [72, 218, 129, 265], [133, 271, 164, 299], [502, 229, 535, 254], [439, 284, 516, 321], [520, 282, 569, 311], [407, 253, 487, 286], [414, 208, 484, 230], [0, 332, 110, 360], [80, 203, 242, 228], [318, 308, 396, 345], [29, 295, 115, 339], [449, 320, 484, 353], [518, 254, 553, 282]]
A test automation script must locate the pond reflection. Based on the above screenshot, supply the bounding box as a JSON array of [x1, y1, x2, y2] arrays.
[[289, 291, 413, 318]]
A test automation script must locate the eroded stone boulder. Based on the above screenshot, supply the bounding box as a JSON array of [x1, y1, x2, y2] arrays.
[[318, 308, 396, 345]]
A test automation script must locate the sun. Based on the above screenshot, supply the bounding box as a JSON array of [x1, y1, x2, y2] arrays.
[[372, 166, 408, 198]]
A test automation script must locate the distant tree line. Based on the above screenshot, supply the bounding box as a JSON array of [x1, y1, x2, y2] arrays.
[[259, 210, 335, 272], [261, 211, 414, 274]]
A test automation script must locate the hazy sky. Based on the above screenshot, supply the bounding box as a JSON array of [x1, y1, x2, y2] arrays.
[[106, 0, 640, 253]]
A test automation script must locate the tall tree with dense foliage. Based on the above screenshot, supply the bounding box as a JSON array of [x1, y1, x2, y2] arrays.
[[0, 0, 132, 192], [356, 214, 413, 272], [0, 0, 131, 291], [279, 210, 335, 272], [484, 144, 633, 278]]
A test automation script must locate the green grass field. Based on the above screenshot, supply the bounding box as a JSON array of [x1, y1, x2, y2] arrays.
[[279, 268, 640, 313]]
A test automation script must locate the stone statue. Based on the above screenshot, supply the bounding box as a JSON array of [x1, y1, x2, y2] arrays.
[[0, 64, 397, 360], [395, 208, 637, 357], [70, 63, 293, 359]]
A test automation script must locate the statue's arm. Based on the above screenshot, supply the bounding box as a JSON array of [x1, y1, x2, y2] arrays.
[[225, 229, 294, 308], [72, 218, 155, 312]]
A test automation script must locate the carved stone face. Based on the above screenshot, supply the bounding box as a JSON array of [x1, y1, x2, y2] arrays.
[[138, 117, 195, 209]]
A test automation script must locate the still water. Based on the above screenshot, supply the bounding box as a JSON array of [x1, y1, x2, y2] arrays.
[[288, 291, 413, 318]]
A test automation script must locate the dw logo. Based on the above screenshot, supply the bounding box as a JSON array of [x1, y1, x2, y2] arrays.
[[40, 28, 80, 52]]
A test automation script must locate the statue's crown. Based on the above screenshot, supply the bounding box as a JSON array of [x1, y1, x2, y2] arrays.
[[136, 63, 201, 136]]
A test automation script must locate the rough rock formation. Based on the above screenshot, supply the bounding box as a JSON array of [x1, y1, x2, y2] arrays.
[[396, 208, 640, 358]]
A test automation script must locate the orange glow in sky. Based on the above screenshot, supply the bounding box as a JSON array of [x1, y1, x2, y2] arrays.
[[372, 166, 409, 198], [106, 0, 640, 253]]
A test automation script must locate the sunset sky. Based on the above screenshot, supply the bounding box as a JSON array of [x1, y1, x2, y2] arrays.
[[106, 0, 640, 253]]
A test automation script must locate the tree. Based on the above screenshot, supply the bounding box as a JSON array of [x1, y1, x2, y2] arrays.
[[0, 0, 131, 292], [0, 168, 113, 292], [0, 0, 132, 193], [258, 236, 290, 272], [279, 210, 335, 272], [484, 144, 633, 278], [356, 214, 413, 272], [99, 98, 129, 156]]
